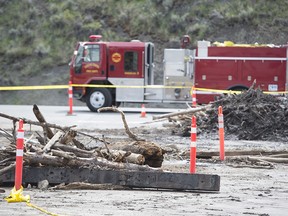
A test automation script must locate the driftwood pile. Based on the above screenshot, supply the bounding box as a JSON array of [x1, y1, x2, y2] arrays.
[[159, 87, 288, 142], [212, 87, 288, 141], [153, 86, 288, 168], [0, 105, 164, 177]]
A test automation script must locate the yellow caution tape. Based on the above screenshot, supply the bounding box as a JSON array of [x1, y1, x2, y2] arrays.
[[194, 87, 288, 95], [71, 84, 192, 89], [263, 91, 287, 94], [0, 84, 192, 90], [26, 202, 63, 216], [5, 186, 62, 216], [194, 87, 242, 94], [4, 186, 30, 203], [0, 85, 68, 91], [1, 84, 288, 94]]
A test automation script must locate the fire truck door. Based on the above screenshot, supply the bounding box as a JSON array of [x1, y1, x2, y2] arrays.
[[144, 43, 154, 85], [73, 44, 106, 80], [81, 44, 106, 77]]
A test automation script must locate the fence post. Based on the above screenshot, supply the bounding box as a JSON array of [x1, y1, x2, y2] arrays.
[[218, 106, 225, 161], [190, 115, 197, 173]]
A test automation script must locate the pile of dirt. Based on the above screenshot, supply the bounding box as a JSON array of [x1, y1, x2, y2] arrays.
[[175, 88, 288, 142]]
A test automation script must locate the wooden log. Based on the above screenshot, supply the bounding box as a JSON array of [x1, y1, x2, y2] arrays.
[[24, 152, 162, 172], [0, 163, 15, 176], [195, 150, 288, 158], [124, 152, 145, 164], [98, 107, 145, 141], [72, 139, 85, 149], [152, 104, 212, 120], [51, 149, 76, 159], [53, 143, 144, 165], [76, 130, 107, 144], [225, 155, 288, 164], [25, 152, 71, 167], [43, 131, 64, 153], [0, 129, 14, 142], [247, 156, 288, 164], [0, 112, 75, 131], [269, 154, 288, 158], [112, 141, 164, 167], [53, 143, 95, 158], [60, 130, 77, 144], [52, 182, 126, 190], [33, 104, 54, 139], [59, 129, 84, 150], [0, 157, 13, 165], [101, 149, 145, 165]]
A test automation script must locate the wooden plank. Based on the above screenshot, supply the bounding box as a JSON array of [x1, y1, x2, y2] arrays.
[[120, 171, 220, 191], [43, 131, 63, 153], [0, 166, 220, 192], [196, 150, 288, 158]]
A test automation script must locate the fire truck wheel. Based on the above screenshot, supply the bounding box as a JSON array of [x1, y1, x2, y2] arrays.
[[86, 88, 112, 112]]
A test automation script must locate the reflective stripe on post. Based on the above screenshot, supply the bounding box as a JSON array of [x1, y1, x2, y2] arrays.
[[16, 149, 24, 157], [15, 119, 24, 191], [68, 81, 73, 115], [190, 115, 197, 173], [218, 106, 225, 161]]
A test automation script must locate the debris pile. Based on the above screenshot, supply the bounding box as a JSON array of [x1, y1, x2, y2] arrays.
[[0, 105, 164, 178], [212, 88, 288, 141], [161, 88, 288, 141]]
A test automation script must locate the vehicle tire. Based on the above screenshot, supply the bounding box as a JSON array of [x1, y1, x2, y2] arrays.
[[86, 88, 112, 112]]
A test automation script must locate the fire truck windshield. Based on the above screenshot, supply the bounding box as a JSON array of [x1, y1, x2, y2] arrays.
[[83, 44, 100, 62], [75, 44, 100, 64], [74, 44, 101, 74]]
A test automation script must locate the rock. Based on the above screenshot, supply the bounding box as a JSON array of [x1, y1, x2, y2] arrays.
[[38, 179, 49, 190]]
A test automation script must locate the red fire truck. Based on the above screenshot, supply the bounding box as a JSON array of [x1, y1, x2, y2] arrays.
[[69, 35, 288, 111]]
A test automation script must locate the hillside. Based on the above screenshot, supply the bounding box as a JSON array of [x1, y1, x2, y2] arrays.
[[0, 0, 287, 105]]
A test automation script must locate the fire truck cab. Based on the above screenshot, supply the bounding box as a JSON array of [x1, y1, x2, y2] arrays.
[[70, 35, 193, 111]]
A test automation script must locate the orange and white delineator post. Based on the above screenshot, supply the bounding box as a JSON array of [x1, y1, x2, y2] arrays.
[[5, 119, 30, 204], [68, 81, 73, 115], [218, 106, 225, 161], [191, 86, 197, 108], [140, 104, 146, 118], [15, 119, 24, 191], [190, 115, 197, 173]]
